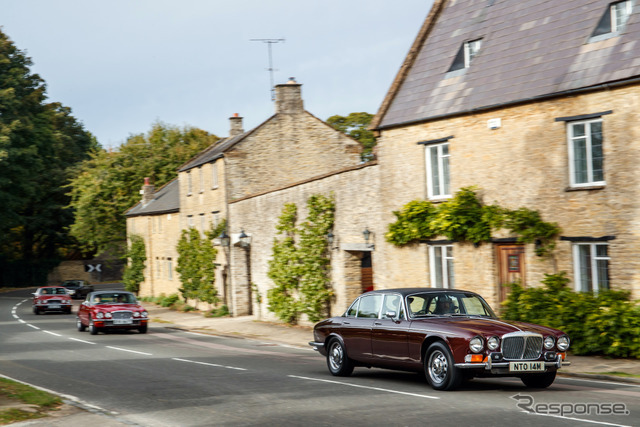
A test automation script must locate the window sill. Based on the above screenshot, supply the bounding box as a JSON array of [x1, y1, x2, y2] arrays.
[[565, 185, 606, 192]]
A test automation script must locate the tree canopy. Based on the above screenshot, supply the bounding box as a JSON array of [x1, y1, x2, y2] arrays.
[[0, 29, 97, 284], [326, 112, 376, 161], [67, 122, 219, 254]]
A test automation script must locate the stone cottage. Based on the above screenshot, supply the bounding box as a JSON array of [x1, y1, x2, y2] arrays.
[[370, 0, 640, 306]]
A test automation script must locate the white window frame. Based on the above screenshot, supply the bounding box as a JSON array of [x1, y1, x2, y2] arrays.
[[187, 215, 194, 228], [199, 167, 204, 193], [464, 39, 482, 67], [187, 171, 193, 195], [167, 259, 173, 281], [567, 118, 605, 187], [211, 161, 219, 189], [429, 245, 454, 289], [612, 0, 633, 32], [425, 142, 451, 199], [572, 243, 610, 293]]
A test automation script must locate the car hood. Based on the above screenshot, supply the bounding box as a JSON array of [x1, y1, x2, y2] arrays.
[[94, 304, 143, 311], [410, 316, 565, 337]]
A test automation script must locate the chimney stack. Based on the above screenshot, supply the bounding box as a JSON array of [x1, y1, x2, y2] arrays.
[[229, 113, 244, 137], [141, 177, 155, 205], [275, 77, 303, 114]]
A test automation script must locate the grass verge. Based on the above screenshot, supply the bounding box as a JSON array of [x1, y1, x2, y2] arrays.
[[0, 377, 62, 425]]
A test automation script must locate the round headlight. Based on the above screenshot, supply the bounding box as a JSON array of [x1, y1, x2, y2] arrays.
[[557, 336, 570, 351], [544, 336, 555, 350], [133, 312, 140, 318], [141, 311, 148, 318], [105, 312, 112, 319], [96, 312, 104, 319], [469, 336, 484, 353], [487, 336, 500, 351]]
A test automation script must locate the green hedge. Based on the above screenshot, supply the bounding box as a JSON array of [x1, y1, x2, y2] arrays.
[[502, 272, 640, 358]]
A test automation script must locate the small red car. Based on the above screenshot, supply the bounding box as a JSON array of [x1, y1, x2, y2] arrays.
[[32, 287, 73, 314], [76, 291, 149, 335]]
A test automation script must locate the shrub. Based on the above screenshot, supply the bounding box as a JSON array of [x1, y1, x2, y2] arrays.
[[502, 273, 640, 358]]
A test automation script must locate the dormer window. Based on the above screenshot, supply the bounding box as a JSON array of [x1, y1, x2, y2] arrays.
[[592, 0, 633, 38], [448, 38, 483, 72]]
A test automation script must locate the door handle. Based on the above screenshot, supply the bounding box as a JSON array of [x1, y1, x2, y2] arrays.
[[374, 322, 382, 326], [343, 321, 350, 325]]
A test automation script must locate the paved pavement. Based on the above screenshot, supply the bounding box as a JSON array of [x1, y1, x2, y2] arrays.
[[7, 303, 640, 426]]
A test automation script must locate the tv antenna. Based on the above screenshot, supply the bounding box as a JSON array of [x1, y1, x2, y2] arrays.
[[250, 38, 285, 101]]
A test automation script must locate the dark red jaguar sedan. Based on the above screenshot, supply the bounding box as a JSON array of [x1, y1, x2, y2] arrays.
[[309, 288, 570, 391], [32, 286, 73, 315], [76, 291, 148, 335]]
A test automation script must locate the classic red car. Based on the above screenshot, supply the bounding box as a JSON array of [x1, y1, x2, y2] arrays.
[[309, 288, 570, 391], [32, 287, 73, 314], [76, 291, 148, 335]]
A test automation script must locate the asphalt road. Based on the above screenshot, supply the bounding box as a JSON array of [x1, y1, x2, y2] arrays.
[[1, 287, 639, 427]]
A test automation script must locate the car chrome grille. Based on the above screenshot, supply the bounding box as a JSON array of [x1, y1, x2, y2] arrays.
[[48, 299, 62, 304], [111, 311, 133, 320], [502, 333, 543, 360]]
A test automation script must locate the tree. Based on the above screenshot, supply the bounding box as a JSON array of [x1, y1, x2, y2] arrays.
[[327, 112, 376, 161], [122, 235, 146, 293], [0, 29, 96, 285], [176, 227, 219, 306], [67, 122, 219, 254]]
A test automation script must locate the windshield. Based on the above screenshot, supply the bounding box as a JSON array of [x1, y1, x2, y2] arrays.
[[39, 288, 68, 295], [406, 292, 496, 318], [92, 293, 136, 304]]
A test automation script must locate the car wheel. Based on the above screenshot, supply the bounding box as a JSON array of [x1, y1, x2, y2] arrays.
[[33, 307, 40, 315], [77, 317, 86, 332], [521, 371, 556, 388], [89, 320, 99, 335], [326, 338, 354, 377], [138, 325, 148, 334], [65, 308, 72, 314], [424, 342, 462, 391]]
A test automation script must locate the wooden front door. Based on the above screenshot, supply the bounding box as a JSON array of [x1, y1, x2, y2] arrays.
[[361, 252, 373, 293], [496, 244, 525, 302]]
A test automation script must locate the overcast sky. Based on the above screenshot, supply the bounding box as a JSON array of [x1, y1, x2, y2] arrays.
[[3, 0, 432, 148]]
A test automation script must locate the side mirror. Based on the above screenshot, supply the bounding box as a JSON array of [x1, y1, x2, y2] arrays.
[[384, 311, 397, 319]]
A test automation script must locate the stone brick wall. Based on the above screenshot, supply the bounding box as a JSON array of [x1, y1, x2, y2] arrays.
[[229, 163, 381, 321], [377, 85, 640, 306]]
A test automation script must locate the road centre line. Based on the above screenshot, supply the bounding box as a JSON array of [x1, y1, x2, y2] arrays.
[[288, 375, 440, 400], [172, 358, 247, 371], [27, 324, 40, 330], [519, 410, 632, 427], [43, 330, 62, 337], [69, 337, 96, 345], [17, 319, 25, 324], [106, 346, 152, 356]]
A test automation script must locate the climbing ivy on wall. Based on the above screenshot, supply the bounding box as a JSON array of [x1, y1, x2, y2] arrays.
[[386, 187, 560, 256], [122, 234, 146, 294], [267, 194, 335, 324], [176, 227, 219, 305]]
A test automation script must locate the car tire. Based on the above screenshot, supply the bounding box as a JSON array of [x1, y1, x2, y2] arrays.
[[326, 338, 354, 377], [33, 307, 40, 315], [424, 342, 462, 391], [89, 320, 99, 335], [65, 308, 72, 314], [521, 371, 556, 388], [138, 325, 148, 334], [77, 318, 86, 332]]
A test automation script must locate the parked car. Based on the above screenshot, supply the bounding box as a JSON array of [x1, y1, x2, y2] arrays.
[[62, 280, 94, 299], [309, 288, 570, 391], [76, 291, 148, 335], [32, 286, 73, 314]]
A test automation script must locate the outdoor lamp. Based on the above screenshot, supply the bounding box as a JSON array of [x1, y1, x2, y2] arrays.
[[239, 230, 251, 248], [219, 231, 230, 247]]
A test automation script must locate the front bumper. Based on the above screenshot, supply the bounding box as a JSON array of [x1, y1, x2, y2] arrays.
[[94, 319, 147, 328], [455, 352, 570, 372]]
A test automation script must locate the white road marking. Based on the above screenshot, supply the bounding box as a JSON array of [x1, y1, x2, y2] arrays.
[[518, 410, 632, 427], [69, 337, 96, 345], [43, 330, 62, 337], [27, 324, 40, 330], [17, 319, 26, 324], [172, 357, 247, 371], [105, 346, 152, 356], [288, 375, 440, 400]]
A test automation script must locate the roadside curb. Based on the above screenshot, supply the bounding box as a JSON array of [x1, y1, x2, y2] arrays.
[[558, 372, 640, 385]]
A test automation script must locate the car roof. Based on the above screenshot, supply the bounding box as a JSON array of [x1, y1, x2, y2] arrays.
[[87, 290, 135, 297], [363, 288, 481, 297], [38, 286, 65, 289]]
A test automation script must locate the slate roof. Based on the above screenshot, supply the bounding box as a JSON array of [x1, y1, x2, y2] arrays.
[[178, 131, 252, 172], [125, 178, 180, 217], [374, 0, 640, 129]]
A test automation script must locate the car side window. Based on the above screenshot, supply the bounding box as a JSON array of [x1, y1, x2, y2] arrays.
[[356, 294, 382, 318], [407, 295, 428, 316], [382, 294, 403, 319], [346, 299, 359, 317]]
